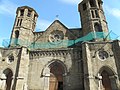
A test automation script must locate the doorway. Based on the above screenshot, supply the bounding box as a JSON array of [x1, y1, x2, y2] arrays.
[[49, 62, 64, 90], [101, 70, 112, 90], [3, 68, 13, 90]]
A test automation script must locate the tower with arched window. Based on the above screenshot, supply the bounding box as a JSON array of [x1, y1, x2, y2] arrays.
[[10, 6, 38, 47], [78, 0, 109, 40]]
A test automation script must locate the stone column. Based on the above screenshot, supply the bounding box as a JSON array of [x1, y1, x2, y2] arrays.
[[15, 47, 29, 90], [97, 73, 102, 90], [0, 74, 6, 90], [82, 42, 96, 90], [43, 74, 50, 90], [0, 79, 6, 90]]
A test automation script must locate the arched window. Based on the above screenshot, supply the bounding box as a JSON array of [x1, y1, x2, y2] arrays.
[[3, 68, 13, 90], [20, 9, 24, 16], [15, 30, 19, 38], [15, 30, 19, 45], [94, 23, 102, 32], [98, 0, 103, 9], [27, 9, 32, 17], [89, 0, 96, 7]]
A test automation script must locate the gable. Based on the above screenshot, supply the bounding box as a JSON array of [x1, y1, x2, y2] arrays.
[[44, 20, 77, 40], [32, 20, 77, 45]]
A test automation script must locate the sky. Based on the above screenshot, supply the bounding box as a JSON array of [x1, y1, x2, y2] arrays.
[[0, 0, 120, 47]]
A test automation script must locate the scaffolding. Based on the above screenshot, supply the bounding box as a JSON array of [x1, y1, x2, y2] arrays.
[[2, 32, 119, 49]]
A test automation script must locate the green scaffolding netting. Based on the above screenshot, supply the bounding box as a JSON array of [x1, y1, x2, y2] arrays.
[[2, 32, 119, 49]]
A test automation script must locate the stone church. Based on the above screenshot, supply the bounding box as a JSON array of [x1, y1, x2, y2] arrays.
[[0, 0, 120, 90]]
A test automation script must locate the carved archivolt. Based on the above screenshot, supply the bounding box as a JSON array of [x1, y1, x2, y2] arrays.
[[41, 60, 68, 77]]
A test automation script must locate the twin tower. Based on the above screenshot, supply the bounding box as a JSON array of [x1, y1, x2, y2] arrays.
[[10, 0, 109, 47]]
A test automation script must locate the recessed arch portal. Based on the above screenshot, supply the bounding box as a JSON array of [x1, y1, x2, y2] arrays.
[[49, 61, 65, 90], [101, 70, 112, 90], [41, 60, 67, 77], [3, 68, 13, 90], [98, 66, 118, 90], [41, 60, 67, 90], [94, 23, 102, 32]]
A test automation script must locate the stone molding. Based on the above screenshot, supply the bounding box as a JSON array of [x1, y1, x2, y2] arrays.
[[29, 48, 81, 59]]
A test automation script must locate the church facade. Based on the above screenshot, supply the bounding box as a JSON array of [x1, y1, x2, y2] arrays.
[[0, 0, 120, 90]]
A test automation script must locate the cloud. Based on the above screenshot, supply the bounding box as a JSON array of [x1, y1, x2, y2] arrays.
[[59, 0, 83, 5], [0, 0, 18, 16], [36, 19, 52, 31], [105, 5, 120, 19]]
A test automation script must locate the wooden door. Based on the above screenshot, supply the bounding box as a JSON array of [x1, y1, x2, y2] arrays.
[[49, 62, 64, 90], [101, 71, 112, 90], [49, 73, 58, 90]]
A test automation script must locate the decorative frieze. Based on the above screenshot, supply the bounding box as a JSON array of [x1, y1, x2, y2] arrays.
[[29, 48, 81, 60]]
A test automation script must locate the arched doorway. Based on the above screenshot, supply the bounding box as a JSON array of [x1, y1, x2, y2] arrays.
[[49, 62, 65, 90], [3, 68, 13, 90], [98, 67, 118, 90], [101, 70, 112, 90]]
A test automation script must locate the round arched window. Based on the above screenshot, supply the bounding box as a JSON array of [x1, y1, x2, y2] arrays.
[[94, 23, 102, 32], [98, 50, 109, 61], [8, 54, 14, 63]]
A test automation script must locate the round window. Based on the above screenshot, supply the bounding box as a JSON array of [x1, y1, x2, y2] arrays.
[[7, 55, 14, 63], [98, 50, 109, 60], [49, 30, 64, 44]]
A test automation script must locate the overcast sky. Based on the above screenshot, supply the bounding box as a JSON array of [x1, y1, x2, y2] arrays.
[[0, 0, 120, 47]]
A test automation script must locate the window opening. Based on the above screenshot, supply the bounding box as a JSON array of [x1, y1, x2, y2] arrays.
[[98, 0, 103, 9], [98, 2, 101, 8], [15, 30, 19, 38], [89, 0, 96, 7], [15, 30, 19, 44], [94, 23, 102, 32], [20, 9, 24, 16], [95, 10, 99, 18], [19, 19, 22, 26], [34, 14, 37, 20], [8, 55, 14, 63], [83, 3, 87, 11], [91, 10, 95, 18], [16, 19, 20, 26], [27, 9, 32, 17]]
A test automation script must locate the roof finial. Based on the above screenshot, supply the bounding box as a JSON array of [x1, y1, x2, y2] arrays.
[[55, 15, 59, 20]]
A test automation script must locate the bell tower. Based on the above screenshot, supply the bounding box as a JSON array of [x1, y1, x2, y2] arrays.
[[10, 6, 38, 47], [78, 0, 109, 40]]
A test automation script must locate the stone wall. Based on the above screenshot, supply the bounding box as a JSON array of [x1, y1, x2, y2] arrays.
[[82, 41, 120, 90], [0, 47, 29, 90], [27, 48, 83, 90]]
